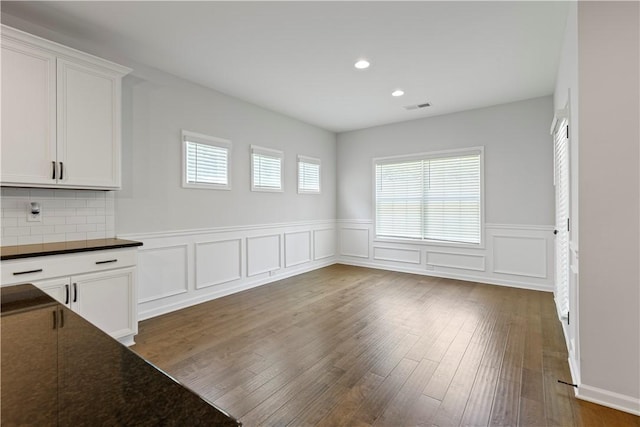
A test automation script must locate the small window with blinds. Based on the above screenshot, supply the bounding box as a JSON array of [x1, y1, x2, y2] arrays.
[[374, 147, 483, 245], [182, 130, 231, 190], [251, 145, 284, 192], [297, 155, 321, 194]]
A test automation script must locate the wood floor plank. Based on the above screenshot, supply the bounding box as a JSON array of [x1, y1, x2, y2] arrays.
[[372, 358, 438, 427], [131, 264, 639, 427]]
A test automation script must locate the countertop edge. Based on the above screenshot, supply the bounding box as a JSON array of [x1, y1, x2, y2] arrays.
[[1, 239, 143, 261]]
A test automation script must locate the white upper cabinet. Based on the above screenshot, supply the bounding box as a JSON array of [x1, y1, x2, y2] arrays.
[[1, 25, 131, 190], [1, 38, 57, 185]]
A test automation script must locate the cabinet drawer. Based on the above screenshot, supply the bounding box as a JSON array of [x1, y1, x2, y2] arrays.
[[1, 249, 137, 286]]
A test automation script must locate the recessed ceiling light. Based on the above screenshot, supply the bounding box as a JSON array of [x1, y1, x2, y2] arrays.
[[392, 89, 405, 97], [354, 59, 370, 69]]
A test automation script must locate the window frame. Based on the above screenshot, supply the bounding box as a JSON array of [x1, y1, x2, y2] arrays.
[[297, 155, 321, 194], [181, 130, 232, 190], [372, 146, 485, 249], [250, 145, 284, 193]]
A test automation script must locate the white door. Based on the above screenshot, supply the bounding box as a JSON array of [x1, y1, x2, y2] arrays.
[[1, 39, 57, 186], [71, 268, 136, 339], [57, 59, 121, 188], [554, 118, 570, 322]]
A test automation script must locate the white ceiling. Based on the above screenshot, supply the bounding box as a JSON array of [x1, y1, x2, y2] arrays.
[[2, 1, 569, 133]]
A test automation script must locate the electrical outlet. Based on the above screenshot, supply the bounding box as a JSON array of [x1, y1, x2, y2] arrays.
[[27, 212, 42, 222], [27, 202, 42, 222]]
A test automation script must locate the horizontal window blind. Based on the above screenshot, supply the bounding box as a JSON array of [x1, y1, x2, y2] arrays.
[[298, 156, 320, 193], [182, 131, 231, 189], [375, 150, 482, 244], [251, 146, 283, 191]]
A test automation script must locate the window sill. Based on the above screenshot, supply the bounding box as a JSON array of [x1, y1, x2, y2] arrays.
[[182, 183, 231, 191]]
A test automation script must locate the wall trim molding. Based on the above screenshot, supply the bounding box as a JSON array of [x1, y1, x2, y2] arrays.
[[313, 228, 336, 260], [246, 234, 282, 277], [334, 220, 554, 232], [485, 223, 554, 231], [137, 244, 189, 303], [118, 219, 336, 240], [337, 259, 553, 292], [131, 219, 337, 321], [492, 234, 548, 278], [284, 230, 312, 268], [425, 250, 486, 272], [577, 384, 640, 416], [194, 238, 242, 289], [336, 219, 372, 225], [138, 258, 335, 320], [373, 246, 421, 264]]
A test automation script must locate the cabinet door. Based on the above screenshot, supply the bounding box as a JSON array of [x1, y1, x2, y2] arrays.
[[58, 306, 124, 426], [1, 306, 58, 426], [57, 59, 121, 189], [32, 277, 72, 306], [71, 268, 136, 339], [1, 38, 57, 186]]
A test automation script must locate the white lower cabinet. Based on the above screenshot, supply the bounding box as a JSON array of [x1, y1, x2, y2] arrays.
[[2, 248, 138, 345], [33, 268, 137, 345]]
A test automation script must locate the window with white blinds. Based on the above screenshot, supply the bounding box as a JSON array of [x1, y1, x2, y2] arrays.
[[182, 130, 231, 190], [375, 148, 483, 245], [297, 156, 321, 194], [554, 118, 570, 319], [251, 145, 284, 192]]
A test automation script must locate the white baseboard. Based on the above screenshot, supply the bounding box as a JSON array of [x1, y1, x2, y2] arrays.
[[138, 258, 335, 320], [577, 384, 640, 416], [122, 220, 337, 322], [336, 220, 555, 293], [337, 259, 553, 293]]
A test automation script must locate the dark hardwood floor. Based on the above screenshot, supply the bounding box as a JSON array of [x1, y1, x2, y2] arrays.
[[132, 264, 639, 426]]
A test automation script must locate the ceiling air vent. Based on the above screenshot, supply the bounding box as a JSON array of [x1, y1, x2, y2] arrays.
[[403, 102, 432, 111]]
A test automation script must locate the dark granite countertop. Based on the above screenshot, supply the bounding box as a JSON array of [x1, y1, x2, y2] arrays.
[[1, 284, 241, 426], [1, 238, 143, 260]]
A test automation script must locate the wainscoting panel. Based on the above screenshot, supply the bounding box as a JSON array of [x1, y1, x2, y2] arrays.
[[339, 226, 369, 258], [337, 220, 554, 292], [247, 234, 281, 277], [373, 246, 421, 264], [492, 235, 547, 278], [284, 231, 311, 268], [195, 239, 242, 289], [313, 229, 335, 260], [119, 220, 336, 320], [426, 251, 485, 272], [137, 245, 188, 303]]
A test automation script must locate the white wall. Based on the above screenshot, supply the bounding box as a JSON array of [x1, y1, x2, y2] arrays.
[[577, 1, 640, 414], [336, 97, 556, 291], [337, 96, 554, 225], [117, 65, 336, 234]]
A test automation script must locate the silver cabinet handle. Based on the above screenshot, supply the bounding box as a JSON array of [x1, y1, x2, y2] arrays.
[[52, 161, 57, 180], [59, 162, 64, 180]]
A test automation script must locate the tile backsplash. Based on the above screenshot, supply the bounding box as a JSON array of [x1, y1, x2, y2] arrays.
[[1, 188, 115, 246]]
